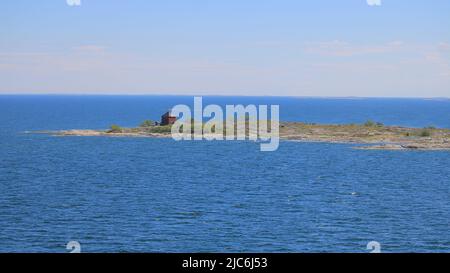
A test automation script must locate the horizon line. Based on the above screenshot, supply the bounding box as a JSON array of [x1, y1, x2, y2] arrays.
[[0, 93, 449, 100]]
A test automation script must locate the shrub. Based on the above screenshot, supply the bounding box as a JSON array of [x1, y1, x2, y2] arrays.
[[364, 120, 375, 127], [150, 125, 172, 134], [364, 120, 384, 127], [109, 124, 122, 133], [419, 129, 432, 137], [140, 120, 155, 127]]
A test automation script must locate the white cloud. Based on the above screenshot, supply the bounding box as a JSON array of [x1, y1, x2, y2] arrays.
[[66, 0, 81, 6], [367, 0, 382, 6]]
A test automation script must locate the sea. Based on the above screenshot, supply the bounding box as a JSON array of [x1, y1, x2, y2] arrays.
[[0, 95, 449, 253]]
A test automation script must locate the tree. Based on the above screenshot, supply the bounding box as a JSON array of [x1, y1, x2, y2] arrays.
[[140, 120, 155, 127], [109, 124, 122, 133]]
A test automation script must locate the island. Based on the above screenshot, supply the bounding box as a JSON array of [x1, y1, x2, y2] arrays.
[[47, 119, 450, 151]]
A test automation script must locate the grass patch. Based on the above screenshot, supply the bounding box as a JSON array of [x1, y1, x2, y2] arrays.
[[149, 125, 172, 134]]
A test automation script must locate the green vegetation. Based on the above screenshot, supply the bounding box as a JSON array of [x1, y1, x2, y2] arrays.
[[140, 120, 155, 127], [405, 127, 434, 138], [149, 125, 172, 133], [109, 124, 123, 133], [101, 119, 444, 141], [364, 120, 384, 127], [364, 120, 375, 127], [58, 120, 450, 150], [419, 129, 432, 137]]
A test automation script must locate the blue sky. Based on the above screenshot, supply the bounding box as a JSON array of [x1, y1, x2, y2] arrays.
[[1, 0, 449, 97]]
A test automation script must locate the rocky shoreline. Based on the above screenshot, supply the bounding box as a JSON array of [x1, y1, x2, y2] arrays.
[[52, 129, 169, 138], [46, 121, 450, 151], [279, 122, 450, 150]]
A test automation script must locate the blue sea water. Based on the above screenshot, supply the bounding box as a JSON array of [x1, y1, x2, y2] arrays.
[[0, 95, 449, 253]]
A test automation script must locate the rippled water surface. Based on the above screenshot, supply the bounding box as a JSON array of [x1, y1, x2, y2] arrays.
[[0, 96, 449, 252]]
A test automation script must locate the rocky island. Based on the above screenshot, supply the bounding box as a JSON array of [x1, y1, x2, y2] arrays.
[[49, 119, 450, 151]]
